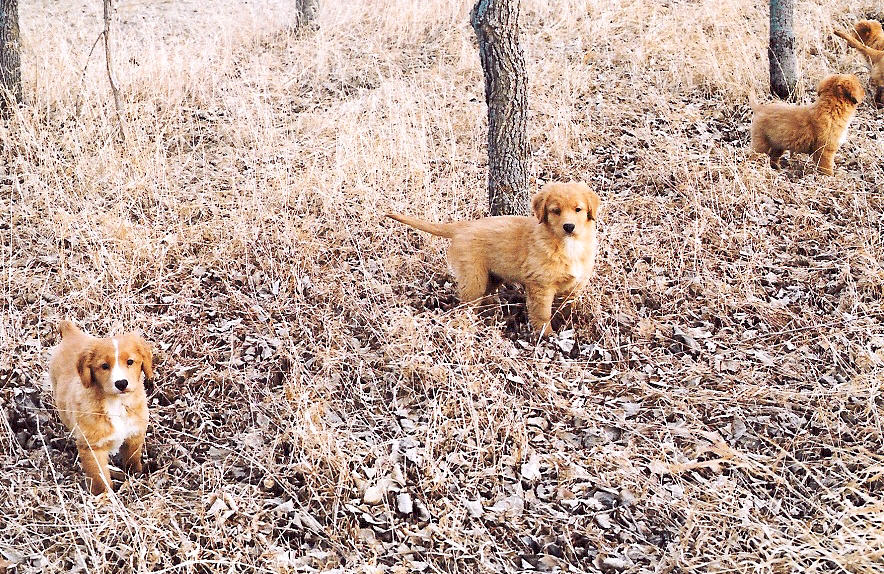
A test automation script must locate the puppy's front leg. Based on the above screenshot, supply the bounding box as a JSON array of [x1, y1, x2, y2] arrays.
[[78, 446, 112, 495], [814, 147, 836, 176], [526, 284, 556, 337], [120, 434, 145, 475]]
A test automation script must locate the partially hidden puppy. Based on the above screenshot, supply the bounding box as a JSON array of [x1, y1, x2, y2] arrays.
[[834, 21, 884, 107], [750, 74, 864, 175], [50, 320, 152, 494], [387, 181, 600, 335]]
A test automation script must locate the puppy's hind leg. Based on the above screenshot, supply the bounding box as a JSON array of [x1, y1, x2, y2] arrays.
[[768, 148, 785, 169]]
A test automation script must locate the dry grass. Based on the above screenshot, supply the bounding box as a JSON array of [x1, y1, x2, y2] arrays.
[[2, 0, 884, 572]]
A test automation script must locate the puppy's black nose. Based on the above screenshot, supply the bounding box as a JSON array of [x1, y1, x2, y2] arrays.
[[563, 223, 575, 234], [114, 379, 128, 391]]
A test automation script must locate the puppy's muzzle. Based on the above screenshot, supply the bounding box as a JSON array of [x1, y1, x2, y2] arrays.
[[114, 379, 129, 392], [562, 223, 575, 234]]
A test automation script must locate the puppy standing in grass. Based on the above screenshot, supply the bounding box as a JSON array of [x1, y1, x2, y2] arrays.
[[50, 320, 152, 494], [750, 74, 864, 175], [834, 21, 884, 107], [387, 181, 600, 336]]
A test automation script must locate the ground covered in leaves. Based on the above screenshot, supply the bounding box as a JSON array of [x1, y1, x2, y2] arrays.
[[2, 0, 883, 572]]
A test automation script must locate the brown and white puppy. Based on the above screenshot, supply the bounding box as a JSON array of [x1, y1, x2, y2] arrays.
[[835, 21, 884, 107], [750, 74, 865, 175], [387, 181, 600, 335], [50, 320, 152, 494]]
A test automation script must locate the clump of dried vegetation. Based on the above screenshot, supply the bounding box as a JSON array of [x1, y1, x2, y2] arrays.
[[2, 0, 883, 572]]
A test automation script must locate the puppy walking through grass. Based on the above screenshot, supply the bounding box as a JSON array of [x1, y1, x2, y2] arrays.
[[387, 181, 600, 336], [50, 320, 153, 494], [834, 21, 884, 107], [750, 74, 864, 175]]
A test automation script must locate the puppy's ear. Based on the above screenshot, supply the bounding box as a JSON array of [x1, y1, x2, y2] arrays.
[[76, 346, 95, 388], [135, 336, 154, 381], [839, 78, 863, 104], [532, 189, 549, 224], [584, 187, 601, 221]]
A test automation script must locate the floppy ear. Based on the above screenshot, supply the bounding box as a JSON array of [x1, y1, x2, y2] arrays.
[[532, 190, 549, 224], [841, 80, 863, 104], [136, 336, 154, 381], [76, 347, 95, 388], [584, 188, 601, 221]]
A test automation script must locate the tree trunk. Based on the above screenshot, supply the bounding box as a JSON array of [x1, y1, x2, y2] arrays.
[[295, 0, 318, 29], [768, 0, 797, 100], [471, 0, 529, 216], [0, 0, 21, 114]]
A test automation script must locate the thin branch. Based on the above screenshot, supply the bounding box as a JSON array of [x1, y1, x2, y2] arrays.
[[103, 0, 126, 142], [74, 30, 104, 117]]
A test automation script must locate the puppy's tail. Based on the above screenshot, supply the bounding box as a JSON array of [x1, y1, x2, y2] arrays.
[[748, 91, 760, 110], [834, 28, 884, 60], [386, 213, 457, 238], [58, 320, 83, 339]]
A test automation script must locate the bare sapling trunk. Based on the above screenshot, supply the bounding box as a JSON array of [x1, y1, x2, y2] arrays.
[[768, 0, 797, 100], [103, 0, 127, 141], [471, 0, 529, 216], [296, 0, 318, 29], [0, 0, 21, 115]]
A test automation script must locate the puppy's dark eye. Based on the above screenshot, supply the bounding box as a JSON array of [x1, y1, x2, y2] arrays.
[[127, 359, 134, 366], [550, 208, 561, 215], [101, 363, 110, 370], [575, 207, 582, 213]]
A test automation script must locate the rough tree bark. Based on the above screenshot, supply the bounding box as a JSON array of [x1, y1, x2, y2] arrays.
[[295, 0, 318, 29], [471, 0, 529, 216], [768, 0, 797, 100], [0, 0, 21, 114]]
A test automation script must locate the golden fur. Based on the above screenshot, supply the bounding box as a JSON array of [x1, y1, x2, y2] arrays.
[[387, 181, 600, 335], [835, 21, 884, 107], [750, 74, 864, 175], [49, 320, 153, 494]]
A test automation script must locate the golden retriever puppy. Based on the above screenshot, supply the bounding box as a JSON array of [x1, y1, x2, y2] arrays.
[[387, 181, 600, 336], [50, 320, 152, 494], [835, 21, 884, 107], [750, 74, 864, 175]]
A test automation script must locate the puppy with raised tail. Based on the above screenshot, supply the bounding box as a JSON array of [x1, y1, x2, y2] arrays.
[[387, 181, 600, 336], [50, 320, 152, 494], [834, 21, 884, 107], [750, 74, 864, 175]]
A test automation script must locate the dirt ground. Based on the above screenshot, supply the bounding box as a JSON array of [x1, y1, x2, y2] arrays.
[[1, 0, 883, 572]]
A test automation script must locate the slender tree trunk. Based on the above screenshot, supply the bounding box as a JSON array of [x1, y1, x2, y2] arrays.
[[471, 0, 529, 216], [295, 0, 318, 29], [0, 0, 21, 115], [768, 0, 797, 100], [103, 0, 127, 141]]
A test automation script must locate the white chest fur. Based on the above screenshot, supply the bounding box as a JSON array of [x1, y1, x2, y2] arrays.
[[563, 236, 588, 280], [103, 398, 141, 455], [838, 115, 853, 146]]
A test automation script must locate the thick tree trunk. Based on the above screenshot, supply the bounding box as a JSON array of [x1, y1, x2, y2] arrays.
[[296, 0, 318, 28], [471, 0, 529, 216], [0, 0, 21, 114], [768, 0, 797, 100]]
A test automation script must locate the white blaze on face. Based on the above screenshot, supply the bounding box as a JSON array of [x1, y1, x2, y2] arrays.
[[110, 338, 128, 390]]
